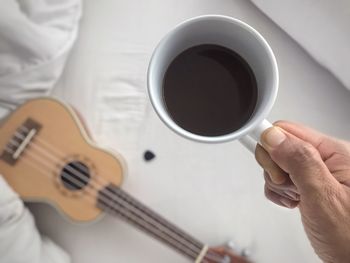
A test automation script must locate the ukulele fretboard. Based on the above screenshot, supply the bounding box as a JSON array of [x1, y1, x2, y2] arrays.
[[97, 183, 205, 261]]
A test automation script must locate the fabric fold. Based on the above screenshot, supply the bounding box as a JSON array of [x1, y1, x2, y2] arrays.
[[251, 0, 350, 90]]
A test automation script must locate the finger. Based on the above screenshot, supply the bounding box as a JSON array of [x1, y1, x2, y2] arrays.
[[264, 172, 300, 201], [255, 144, 288, 185], [261, 126, 340, 195], [264, 184, 299, 209], [274, 121, 327, 146], [263, 171, 298, 193], [274, 121, 346, 160], [266, 184, 300, 202]]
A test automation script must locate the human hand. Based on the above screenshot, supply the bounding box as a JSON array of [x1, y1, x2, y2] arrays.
[[255, 121, 350, 263]]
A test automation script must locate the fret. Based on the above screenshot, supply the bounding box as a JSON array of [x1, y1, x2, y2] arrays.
[[195, 245, 209, 263], [0, 98, 248, 263], [97, 183, 204, 261], [106, 184, 203, 248]]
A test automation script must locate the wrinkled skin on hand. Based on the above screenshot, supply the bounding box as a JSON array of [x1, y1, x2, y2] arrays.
[[255, 121, 350, 263]]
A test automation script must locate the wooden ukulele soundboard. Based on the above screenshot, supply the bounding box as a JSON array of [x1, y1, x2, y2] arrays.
[[0, 98, 250, 263]]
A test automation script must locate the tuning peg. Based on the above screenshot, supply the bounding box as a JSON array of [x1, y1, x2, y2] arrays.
[[241, 247, 252, 258], [220, 255, 231, 263], [226, 240, 252, 261], [226, 240, 237, 250]]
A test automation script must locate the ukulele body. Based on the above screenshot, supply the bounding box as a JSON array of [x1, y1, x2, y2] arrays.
[[0, 98, 252, 263], [0, 98, 125, 222]]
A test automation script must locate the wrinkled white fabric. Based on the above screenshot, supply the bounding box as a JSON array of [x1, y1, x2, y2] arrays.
[[250, 0, 350, 90], [0, 0, 81, 262], [0, 176, 70, 263], [0, 0, 82, 105], [52, 33, 149, 161]]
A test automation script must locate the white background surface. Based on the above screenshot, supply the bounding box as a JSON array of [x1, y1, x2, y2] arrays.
[[28, 0, 350, 262]]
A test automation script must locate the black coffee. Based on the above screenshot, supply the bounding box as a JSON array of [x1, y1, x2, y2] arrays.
[[163, 44, 257, 137]]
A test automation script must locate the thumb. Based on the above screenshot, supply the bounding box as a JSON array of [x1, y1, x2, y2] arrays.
[[260, 127, 339, 195]]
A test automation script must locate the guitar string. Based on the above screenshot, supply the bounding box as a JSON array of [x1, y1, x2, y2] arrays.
[[4, 141, 210, 262], [17, 127, 205, 252], [4, 146, 212, 263], [17, 126, 226, 262], [6, 132, 225, 263], [9, 132, 213, 261]]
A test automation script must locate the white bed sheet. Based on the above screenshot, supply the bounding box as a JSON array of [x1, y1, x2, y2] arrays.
[[28, 0, 350, 262], [251, 0, 350, 90]]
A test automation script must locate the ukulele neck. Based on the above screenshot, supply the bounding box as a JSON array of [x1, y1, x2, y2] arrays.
[[96, 183, 205, 261]]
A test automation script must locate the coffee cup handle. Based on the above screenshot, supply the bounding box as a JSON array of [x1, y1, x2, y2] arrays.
[[238, 119, 272, 153]]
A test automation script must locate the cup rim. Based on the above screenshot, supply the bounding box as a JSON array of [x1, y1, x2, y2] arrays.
[[147, 14, 279, 143]]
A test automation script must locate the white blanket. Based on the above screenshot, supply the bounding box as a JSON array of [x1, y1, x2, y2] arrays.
[[0, 0, 81, 262], [0, 0, 81, 108], [0, 176, 70, 263], [251, 0, 350, 90]]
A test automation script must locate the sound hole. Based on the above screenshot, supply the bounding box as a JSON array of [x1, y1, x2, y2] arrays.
[[60, 161, 90, 191]]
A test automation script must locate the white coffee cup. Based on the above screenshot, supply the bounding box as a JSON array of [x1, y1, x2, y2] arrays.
[[147, 15, 278, 152]]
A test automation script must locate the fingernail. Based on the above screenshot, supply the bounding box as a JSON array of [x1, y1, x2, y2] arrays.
[[262, 127, 286, 148], [268, 171, 287, 185], [280, 198, 294, 208]]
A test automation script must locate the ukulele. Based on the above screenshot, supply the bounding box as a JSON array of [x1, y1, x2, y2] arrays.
[[0, 98, 250, 263]]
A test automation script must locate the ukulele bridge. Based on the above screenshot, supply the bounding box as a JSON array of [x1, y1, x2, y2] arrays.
[[1, 118, 42, 165]]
